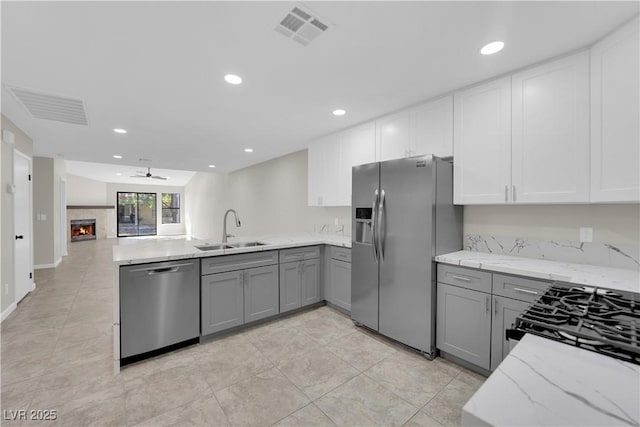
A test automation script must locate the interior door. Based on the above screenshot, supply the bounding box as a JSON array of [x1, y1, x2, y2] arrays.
[[378, 156, 434, 352], [14, 151, 32, 303]]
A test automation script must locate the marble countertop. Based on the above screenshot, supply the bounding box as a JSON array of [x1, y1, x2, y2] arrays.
[[112, 233, 351, 265], [436, 250, 639, 294], [462, 334, 640, 427]]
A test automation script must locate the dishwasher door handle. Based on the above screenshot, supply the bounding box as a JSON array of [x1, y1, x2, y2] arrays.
[[129, 263, 194, 274]]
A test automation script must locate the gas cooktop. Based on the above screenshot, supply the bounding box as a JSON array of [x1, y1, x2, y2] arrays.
[[509, 283, 640, 365]]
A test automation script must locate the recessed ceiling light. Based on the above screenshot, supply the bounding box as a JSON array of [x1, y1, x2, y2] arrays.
[[224, 74, 243, 85], [113, 128, 127, 134], [333, 109, 346, 116], [244, 148, 254, 153], [480, 41, 504, 55], [113, 155, 123, 159], [208, 164, 216, 168], [115, 173, 122, 176]]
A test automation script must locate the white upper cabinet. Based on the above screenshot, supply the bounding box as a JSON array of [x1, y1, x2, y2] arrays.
[[410, 96, 454, 158], [511, 51, 590, 203], [453, 77, 512, 204], [308, 133, 340, 206], [308, 122, 375, 207], [338, 122, 376, 205], [590, 17, 640, 202], [376, 110, 411, 161]]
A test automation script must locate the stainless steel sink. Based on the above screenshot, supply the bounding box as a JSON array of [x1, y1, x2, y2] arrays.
[[229, 242, 267, 248], [195, 244, 233, 251]]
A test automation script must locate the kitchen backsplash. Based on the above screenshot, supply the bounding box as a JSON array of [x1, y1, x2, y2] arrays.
[[465, 234, 640, 270]]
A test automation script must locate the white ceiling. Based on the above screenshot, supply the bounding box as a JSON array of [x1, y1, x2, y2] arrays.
[[2, 1, 638, 175], [65, 160, 196, 186]]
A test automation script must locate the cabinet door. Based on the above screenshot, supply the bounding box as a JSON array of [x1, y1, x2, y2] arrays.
[[512, 51, 590, 203], [279, 261, 301, 313], [490, 296, 530, 371], [301, 258, 321, 306], [308, 133, 341, 206], [376, 110, 411, 161], [436, 283, 491, 370], [201, 271, 244, 335], [410, 96, 453, 157], [591, 17, 640, 202], [329, 259, 351, 311], [453, 77, 512, 204], [339, 122, 376, 205], [244, 265, 279, 323]]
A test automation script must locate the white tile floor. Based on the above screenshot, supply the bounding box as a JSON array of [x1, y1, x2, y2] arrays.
[[1, 238, 485, 426]]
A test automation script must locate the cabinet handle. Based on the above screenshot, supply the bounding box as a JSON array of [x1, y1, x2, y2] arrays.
[[485, 296, 490, 315], [451, 275, 471, 282], [494, 298, 498, 315], [505, 185, 509, 202], [513, 287, 538, 295], [513, 185, 516, 202]]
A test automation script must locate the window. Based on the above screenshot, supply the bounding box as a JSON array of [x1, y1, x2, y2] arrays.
[[162, 193, 180, 224], [117, 192, 157, 237]]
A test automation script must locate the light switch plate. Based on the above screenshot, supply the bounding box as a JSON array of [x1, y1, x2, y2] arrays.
[[579, 227, 593, 243]]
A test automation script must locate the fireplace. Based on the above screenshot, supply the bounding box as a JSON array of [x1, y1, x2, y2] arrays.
[[70, 219, 96, 242]]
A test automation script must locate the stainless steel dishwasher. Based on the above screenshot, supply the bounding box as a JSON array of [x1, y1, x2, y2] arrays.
[[120, 260, 199, 360]]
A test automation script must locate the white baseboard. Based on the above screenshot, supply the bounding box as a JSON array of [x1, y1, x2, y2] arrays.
[[34, 257, 62, 270], [1, 302, 17, 322]]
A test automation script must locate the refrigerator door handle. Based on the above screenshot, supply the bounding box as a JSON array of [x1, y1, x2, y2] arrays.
[[372, 189, 379, 262], [378, 189, 386, 262]]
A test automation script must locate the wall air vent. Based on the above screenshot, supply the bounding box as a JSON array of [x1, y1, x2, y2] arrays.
[[7, 86, 88, 125], [275, 4, 331, 46]]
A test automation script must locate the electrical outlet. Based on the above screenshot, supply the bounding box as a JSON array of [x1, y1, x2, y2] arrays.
[[579, 227, 593, 243]]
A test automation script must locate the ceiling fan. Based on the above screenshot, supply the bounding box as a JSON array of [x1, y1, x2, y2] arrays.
[[131, 167, 167, 180]]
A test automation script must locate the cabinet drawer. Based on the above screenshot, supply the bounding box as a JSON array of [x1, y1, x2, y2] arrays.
[[437, 264, 491, 293], [201, 251, 278, 275], [492, 273, 550, 303], [279, 246, 321, 263], [330, 246, 351, 263]]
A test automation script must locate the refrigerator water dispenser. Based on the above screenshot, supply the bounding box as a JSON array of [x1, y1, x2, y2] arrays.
[[354, 207, 373, 244]]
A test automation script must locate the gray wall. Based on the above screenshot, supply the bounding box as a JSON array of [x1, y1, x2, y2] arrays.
[[32, 156, 67, 267], [1, 115, 34, 314], [185, 149, 351, 241]]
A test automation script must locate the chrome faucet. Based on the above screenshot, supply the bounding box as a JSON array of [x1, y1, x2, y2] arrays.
[[222, 209, 241, 244]]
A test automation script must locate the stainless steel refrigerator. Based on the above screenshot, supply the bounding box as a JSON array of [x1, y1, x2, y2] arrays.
[[351, 155, 462, 357]]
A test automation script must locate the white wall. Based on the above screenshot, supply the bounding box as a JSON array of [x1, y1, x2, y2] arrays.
[[185, 149, 351, 241], [1, 115, 34, 314], [464, 204, 640, 246], [105, 183, 187, 236], [66, 173, 108, 205]]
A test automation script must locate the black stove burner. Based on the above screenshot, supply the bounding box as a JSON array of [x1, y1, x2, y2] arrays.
[[513, 283, 640, 365]]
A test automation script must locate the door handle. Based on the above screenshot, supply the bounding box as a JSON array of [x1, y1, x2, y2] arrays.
[[494, 298, 498, 316], [146, 267, 180, 275], [372, 189, 379, 262], [485, 296, 490, 315], [451, 275, 471, 282], [513, 287, 538, 295], [15, 235, 24, 240], [378, 189, 386, 263]]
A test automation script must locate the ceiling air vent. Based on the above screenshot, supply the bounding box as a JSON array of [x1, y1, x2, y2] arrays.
[[275, 4, 331, 46], [7, 86, 88, 125]]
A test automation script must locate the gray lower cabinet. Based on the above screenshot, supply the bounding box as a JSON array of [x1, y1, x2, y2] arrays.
[[244, 265, 279, 323], [201, 270, 244, 335], [490, 295, 531, 370], [301, 258, 321, 306], [280, 262, 302, 313], [436, 283, 492, 370], [279, 258, 321, 313], [329, 258, 351, 311]]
